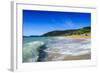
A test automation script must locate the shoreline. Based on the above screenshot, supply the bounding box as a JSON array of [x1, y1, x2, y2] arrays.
[[23, 36, 91, 62]]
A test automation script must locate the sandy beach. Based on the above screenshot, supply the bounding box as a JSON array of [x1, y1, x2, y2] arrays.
[[65, 32, 90, 38], [46, 52, 91, 61]]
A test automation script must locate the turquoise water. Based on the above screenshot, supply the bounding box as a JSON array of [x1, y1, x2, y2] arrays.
[[23, 36, 90, 62]]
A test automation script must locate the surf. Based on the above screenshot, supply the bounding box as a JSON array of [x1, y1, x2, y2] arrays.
[[23, 41, 45, 62], [23, 37, 91, 62]]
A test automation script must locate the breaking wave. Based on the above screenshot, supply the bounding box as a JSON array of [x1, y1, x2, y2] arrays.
[[23, 41, 45, 62]]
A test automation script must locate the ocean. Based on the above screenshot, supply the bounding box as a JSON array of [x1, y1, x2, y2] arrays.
[[23, 36, 91, 62]]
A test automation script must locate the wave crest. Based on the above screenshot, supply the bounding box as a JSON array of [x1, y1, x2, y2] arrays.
[[23, 41, 45, 62]]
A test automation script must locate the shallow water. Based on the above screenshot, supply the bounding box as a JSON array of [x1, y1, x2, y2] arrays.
[[23, 36, 91, 62]]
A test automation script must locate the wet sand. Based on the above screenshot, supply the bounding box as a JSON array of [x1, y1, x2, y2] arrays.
[[46, 52, 91, 61]]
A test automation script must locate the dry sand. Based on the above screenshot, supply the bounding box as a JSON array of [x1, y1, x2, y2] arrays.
[[64, 35, 91, 39]]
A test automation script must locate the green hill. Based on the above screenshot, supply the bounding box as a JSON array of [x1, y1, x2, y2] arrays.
[[42, 26, 91, 36]]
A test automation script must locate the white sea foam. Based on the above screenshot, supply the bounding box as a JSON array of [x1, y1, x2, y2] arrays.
[[45, 38, 90, 56]]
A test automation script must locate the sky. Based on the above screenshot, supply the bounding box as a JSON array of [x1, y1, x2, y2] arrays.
[[23, 10, 91, 36]]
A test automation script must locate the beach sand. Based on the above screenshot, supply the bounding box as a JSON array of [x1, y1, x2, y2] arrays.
[[46, 52, 91, 61], [64, 34, 91, 39]]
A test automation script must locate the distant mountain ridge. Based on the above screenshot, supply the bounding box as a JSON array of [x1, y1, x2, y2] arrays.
[[42, 26, 91, 36]]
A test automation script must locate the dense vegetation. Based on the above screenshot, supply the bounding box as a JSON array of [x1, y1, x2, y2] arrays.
[[42, 26, 91, 36]]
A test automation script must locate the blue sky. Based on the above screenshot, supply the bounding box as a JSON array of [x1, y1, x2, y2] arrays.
[[23, 10, 91, 36]]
